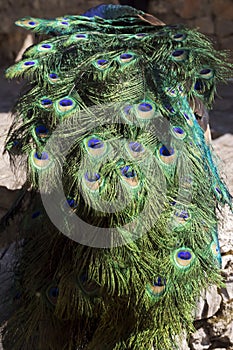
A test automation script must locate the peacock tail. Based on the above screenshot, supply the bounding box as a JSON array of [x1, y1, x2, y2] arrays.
[[1, 4, 232, 350]]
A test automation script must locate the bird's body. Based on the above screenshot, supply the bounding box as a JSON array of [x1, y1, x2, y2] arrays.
[[1, 4, 232, 350]]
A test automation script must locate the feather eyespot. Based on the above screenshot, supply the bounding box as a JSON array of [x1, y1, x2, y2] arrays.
[[127, 141, 145, 160], [56, 97, 77, 115], [41, 98, 53, 108], [210, 241, 219, 257], [137, 102, 156, 119], [5, 59, 38, 78], [183, 112, 194, 127], [146, 277, 166, 298], [194, 80, 205, 94], [124, 105, 133, 114], [129, 141, 144, 153], [77, 273, 101, 297], [31, 150, 51, 169], [210, 240, 222, 267], [46, 286, 59, 306], [165, 87, 177, 97], [75, 33, 88, 39], [59, 99, 73, 107], [135, 33, 147, 38], [121, 166, 136, 178], [158, 145, 176, 164], [59, 21, 69, 26], [173, 248, 195, 269], [84, 172, 101, 191], [6, 139, 22, 153], [35, 125, 49, 139], [85, 137, 106, 157], [119, 53, 134, 63], [48, 72, 59, 83], [37, 43, 53, 52], [16, 19, 39, 28], [85, 172, 101, 182], [31, 210, 41, 219], [121, 105, 136, 123], [171, 49, 188, 62], [88, 138, 104, 149], [171, 33, 187, 41], [199, 68, 214, 80], [214, 186, 223, 200], [97, 59, 108, 65], [61, 197, 78, 214], [66, 198, 78, 209], [24, 60, 36, 66], [174, 210, 190, 224], [155, 30, 166, 37], [94, 59, 110, 70], [120, 165, 139, 187], [171, 126, 186, 139]]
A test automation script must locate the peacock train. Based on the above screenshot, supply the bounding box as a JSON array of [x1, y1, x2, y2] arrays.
[[1, 4, 232, 350]]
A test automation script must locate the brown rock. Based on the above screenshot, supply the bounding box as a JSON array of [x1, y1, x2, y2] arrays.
[[176, 0, 201, 19], [220, 35, 233, 50], [195, 286, 222, 320], [190, 327, 211, 350], [216, 19, 233, 37], [212, 0, 233, 20], [195, 17, 214, 35], [0, 187, 22, 211]]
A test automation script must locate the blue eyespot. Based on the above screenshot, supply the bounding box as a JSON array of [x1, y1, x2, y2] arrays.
[[85, 172, 101, 182], [172, 33, 187, 41], [173, 127, 184, 134], [34, 152, 49, 160], [138, 103, 153, 112], [177, 251, 192, 260], [121, 165, 136, 178], [76, 33, 87, 39], [35, 125, 49, 136], [41, 44, 52, 49], [199, 68, 214, 79], [24, 61, 36, 66], [97, 59, 108, 66], [66, 198, 78, 209], [46, 286, 59, 306], [172, 49, 185, 57], [174, 248, 194, 268], [87, 138, 104, 149], [120, 53, 133, 60], [159, 146, 175, 156], [41, 98, 53, 107], [49, 73, 58, 79], [146, 277, 166, 299], [171, 49, 187, 62], [195, 80, 205, 91], [59, 99, 73, 107], [129, 141, 144, 153], [31, 210, 41, 219]]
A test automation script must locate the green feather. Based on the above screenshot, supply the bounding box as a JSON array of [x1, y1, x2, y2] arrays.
[[2, 4, 233, 350]]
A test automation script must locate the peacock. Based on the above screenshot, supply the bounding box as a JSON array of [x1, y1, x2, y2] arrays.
[[1, 4, 232, 350]]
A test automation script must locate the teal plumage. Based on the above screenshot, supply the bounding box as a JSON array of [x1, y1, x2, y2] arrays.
[[1, 4, 232, 350]]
